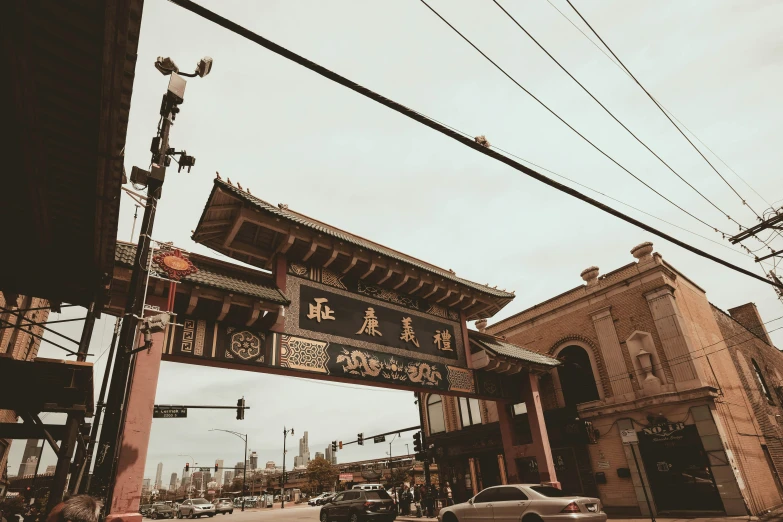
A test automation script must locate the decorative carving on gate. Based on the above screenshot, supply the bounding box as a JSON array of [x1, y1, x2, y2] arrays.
[[280, 335, 329, 374], [447, 366, 475, 393], [230, 330, 263, 360]]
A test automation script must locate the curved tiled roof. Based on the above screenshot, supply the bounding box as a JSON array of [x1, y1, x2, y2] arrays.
[[469, 330, 560, 367], [214, 179, 515, 300], [114, 242, 288, 304]]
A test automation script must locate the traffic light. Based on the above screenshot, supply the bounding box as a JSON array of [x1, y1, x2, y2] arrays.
[[413, 431, 422, 453], [339, 441, 343, 450], [215, 463, 219, 473], [357, 433, 364, 446], [331, 441, 337, 452], [236, 397, 245, 420], [185, 463, 189, 472]]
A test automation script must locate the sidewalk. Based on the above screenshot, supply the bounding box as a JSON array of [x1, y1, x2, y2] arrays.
[[395, 516, 770, 522]]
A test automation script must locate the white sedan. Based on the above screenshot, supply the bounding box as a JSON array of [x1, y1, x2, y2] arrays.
[[438, 484, 606, 522]]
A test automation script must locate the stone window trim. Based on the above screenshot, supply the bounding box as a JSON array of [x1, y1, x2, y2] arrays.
[[548, 335, 609, 401], [625, 330, 668, 385]]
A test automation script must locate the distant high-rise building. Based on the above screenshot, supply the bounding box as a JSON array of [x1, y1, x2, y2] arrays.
[[17, 440, 40, 477], [223, 470, 234, 484], [315, 452, 324, 460], [215, 460, 224, 485], [142, 478, 151, 493], [170, 472, 178, 490], [155, 462, 163, 489], [325, 445, 336, 465], [249, 452, 258, 470], [45, 465, 56, 474], [19, 457, 37, 477], [265, 461, 276, 470]]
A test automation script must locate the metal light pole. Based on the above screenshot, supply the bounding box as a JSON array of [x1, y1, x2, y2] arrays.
[[281, 427, 294, 509], [209, 430, 247, 511], [90, 56, 212, 512]]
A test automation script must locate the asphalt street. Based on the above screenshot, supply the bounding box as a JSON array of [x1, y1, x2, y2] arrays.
[[159, 505, 320, 522]]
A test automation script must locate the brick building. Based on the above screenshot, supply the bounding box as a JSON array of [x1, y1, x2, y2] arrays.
[[0, 292, 49, 496], [421, 242, 783, 517]]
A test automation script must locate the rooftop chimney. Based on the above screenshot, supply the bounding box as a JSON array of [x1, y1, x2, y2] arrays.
[[727, 303, 773, 345], [581, 266, 600, 286]]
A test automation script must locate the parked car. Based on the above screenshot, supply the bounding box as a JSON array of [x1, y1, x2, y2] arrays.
[[212, 499, 234, 515], [149, 504, 176, 519], [319, 489, 394, 522], [437, 484, 606, 522], [177, 498, 216, 518], [352, 484, 384, 491], [309, 493, 331, 506], [140, 505, 153, 517]]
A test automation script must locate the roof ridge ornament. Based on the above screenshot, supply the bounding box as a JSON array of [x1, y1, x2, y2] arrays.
[[278, 203, 289, 210], [215, 171, 222, 180]]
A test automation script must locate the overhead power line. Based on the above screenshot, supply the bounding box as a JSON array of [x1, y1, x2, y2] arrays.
[[418, 0, 729, 237], [490, 0, 745, 231], [165, 0, 783, 291], [544, 0, 775, 211], [564, 0, 764, 224]]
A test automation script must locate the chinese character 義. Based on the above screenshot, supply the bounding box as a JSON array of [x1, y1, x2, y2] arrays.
[[433, 329, 453, 351], [400, 317, 419, 348], [356, 307, 382, 337], [307, 297, 335, 323]]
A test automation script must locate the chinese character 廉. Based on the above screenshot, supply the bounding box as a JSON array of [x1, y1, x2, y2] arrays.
[[433, 329, 453, 351], [400, 317, 419, 348], [307, 297, 335, 323], [356, 307, 382, 337]]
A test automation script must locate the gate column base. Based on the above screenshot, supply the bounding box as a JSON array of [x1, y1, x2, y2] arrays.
[[106, 513, 142, 522]]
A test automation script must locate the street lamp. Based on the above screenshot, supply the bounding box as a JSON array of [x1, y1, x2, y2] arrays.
[[209, 430, 247, 512], [178, 454, 196, 498], [281, 427, 294, 509]]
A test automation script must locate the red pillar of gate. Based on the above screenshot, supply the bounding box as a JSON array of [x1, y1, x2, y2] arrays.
[[497, 371, 559, 488], [106, 297, 167, 522], [523, 371, 559, 487]]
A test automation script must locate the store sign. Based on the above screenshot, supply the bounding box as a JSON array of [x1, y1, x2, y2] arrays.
[[642, 422, 686, 442], [339, 473, 353, 482]]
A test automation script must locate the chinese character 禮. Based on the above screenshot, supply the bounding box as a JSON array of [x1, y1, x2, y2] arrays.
[[400, 317, 419, 348], [356, 307, 382, 337], [433, 329, 453, 351], [306, 297, 335, 323]]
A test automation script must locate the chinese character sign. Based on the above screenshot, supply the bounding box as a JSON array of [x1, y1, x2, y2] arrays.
[[297, 285, 460, 360]]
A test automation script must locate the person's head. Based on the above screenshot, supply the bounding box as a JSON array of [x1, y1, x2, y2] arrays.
[[446, 482, 450, 487], [59, 496, 102, 522]]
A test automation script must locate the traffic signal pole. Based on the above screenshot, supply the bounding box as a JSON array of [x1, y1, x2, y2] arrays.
[[416, 393, 431, 491]]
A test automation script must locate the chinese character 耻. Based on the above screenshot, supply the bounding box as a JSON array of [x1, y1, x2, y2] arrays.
[[307, 297, 335, 323], [400, 317, 419, 348], [433, 329, 453, 351], [356, 307, 382, 337]]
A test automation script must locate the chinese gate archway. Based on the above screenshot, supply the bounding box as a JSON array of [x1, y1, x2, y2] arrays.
[[99, 176, 561, 522]]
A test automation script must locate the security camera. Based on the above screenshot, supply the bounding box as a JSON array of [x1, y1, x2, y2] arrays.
[[155, 56, 179, 75], [196, 57, 213, 78]]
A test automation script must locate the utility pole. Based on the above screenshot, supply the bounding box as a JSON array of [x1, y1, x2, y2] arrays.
[[729, 211, 783, 303], [281, 427, 294, 509], [89, 56, 212, 511], [415, 393, 431, 491]]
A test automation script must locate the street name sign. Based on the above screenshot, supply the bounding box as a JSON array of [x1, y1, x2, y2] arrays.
[[373, 435, 386, 443], [153, 406, 187, 418]]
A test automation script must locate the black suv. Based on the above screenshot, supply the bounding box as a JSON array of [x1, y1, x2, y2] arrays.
[[319, 490, 395, 522]]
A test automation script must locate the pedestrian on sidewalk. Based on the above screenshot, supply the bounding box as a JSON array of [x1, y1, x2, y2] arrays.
[[444, 482, 453, 506]]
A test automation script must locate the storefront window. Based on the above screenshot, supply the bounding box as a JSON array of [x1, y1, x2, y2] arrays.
[[427, 394, 445, 434], [459, 397, 482, 427]]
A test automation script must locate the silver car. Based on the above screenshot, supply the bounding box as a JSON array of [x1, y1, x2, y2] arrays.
[[177, 499, 216, 519], [438, 484, 606, 522]]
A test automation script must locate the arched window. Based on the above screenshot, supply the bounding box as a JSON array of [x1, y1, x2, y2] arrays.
[[751, 358, 774, 402], [557, 345, 600, 407], [427, 394, 445, 434]]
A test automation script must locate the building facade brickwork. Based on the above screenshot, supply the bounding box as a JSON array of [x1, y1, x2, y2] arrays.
[[421, 244, 783, 517], [0, 292, 49, 494]]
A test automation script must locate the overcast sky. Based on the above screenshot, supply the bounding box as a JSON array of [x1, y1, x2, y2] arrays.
[[10, 0, 783, 484]]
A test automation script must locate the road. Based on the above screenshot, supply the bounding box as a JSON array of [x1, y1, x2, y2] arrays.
[[157, 505, 320, 522]]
